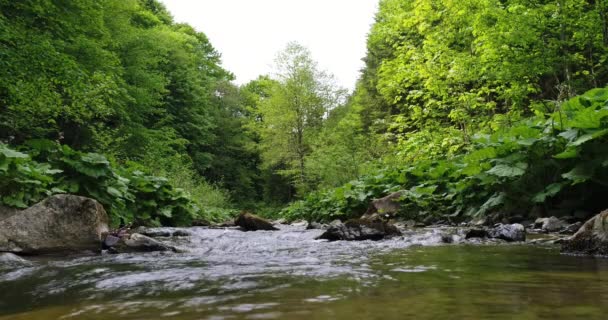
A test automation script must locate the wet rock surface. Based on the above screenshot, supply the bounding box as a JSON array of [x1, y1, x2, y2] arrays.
[[0, 253, 31, 266], [465, 224, 526, 242], [561, 209, 608, 256], [317, 219, 402, 241], [0, 195, 109, 254], [534, 216, 568, 233], [235, 212, 278, 231], [106, 233, 178, 254]]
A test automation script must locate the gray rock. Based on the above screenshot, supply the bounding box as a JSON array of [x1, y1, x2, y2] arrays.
[[465, 229, 489, 240], [465, 224, 526, 242], [0, 253, 31, 266], [316, 219, 401, 241], [534, 216, 568, 232], [290, 220, 308, 228], [172, 230, 191, 237], [0, 195, 109, 254], [489, 223, 526, 242], [108, 233, 178, 254], [561, 210, 608, 256], [235, 212, 278, 231], [306, 222, 328, 230]]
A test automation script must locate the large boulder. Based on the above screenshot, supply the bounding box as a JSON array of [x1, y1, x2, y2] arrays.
[[317, 219, 402, 241], [105, 233, 178, 254], [235, 212, 278, 231], [561, 210, 608, 256], [362, 191, 405, 219], [0, 195, 109, 254]]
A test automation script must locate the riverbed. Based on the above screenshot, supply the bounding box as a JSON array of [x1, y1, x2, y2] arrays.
[[1, 225, 607, 319]]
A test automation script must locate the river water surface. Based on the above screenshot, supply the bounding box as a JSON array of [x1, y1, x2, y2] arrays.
[[1, 225, 608, 319]]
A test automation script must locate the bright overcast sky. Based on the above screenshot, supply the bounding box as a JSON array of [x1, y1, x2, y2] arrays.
[[158, 0, 379, 90]]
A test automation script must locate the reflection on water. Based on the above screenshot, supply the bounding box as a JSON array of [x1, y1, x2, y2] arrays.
[[0, 226, 607, 319]]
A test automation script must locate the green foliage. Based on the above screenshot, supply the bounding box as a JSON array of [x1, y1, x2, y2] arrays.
[[285, 89, 608, 222], [0, 141, 209, 227]]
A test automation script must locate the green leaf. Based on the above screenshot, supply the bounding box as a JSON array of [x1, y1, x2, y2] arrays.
[[486, 163, 528, 178], [554, 147, 578, 159], [562, 165, 593, 184], [532, 183, 563, 203], [0, 146, 28, 159]]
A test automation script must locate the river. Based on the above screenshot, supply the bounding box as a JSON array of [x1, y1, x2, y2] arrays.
[[1, 225, 607, 319]]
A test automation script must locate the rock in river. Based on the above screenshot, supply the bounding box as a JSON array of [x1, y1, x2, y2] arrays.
[[235, 212, 278, 231], [561, 209, 608, 256], [0, 195, 109, 254], [534, 216, 568, 233], [317, 219, 402, 241], [489, 223, 526, 242], [0, 253, 31, 266], [465, 223, 526, 242], [106, 233, 178, 254]]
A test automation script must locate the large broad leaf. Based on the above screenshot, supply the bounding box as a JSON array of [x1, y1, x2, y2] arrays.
[[81, 153, 110, 165], [568, 128, 608, 147], [474, 193, 505, 217], [562, 165, 593, 184], [486, 163, 528, 177], [0, 146, 28, 159], [554, 147, 578, 159], [532, 183, 563, 203]]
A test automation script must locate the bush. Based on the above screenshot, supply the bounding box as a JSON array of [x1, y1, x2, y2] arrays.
[[285, 88, 608, 222], [0, 140, 208, 226]]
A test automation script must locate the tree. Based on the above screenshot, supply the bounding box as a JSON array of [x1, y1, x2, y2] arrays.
[[256, 43, 345, 194]]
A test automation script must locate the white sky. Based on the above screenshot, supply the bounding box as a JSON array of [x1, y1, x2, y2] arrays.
[[158, 0, 379, 90]]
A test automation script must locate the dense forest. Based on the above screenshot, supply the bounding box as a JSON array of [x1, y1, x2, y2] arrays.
[[1, 0, 608, 227]]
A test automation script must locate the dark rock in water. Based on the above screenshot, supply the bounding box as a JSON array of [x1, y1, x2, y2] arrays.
[[306, 222, 328, 230], [191, 219, 211, 227], [0, 195, 109, 254], [465, 229, 489, 240], [107, 233, 178, 254], [362, 191, 406, 219], [489, 224, 526, 242], [441, 233, 454, 244], [561, 210, 608, 256], [316, 219, 401, 241], [172, 230, 191, 237], [141, 230, 172, 237], [235, 212, 278, 231], [465, 224, 525, 242], [0, 253, 31, 266], [560, 222, 583, 235]]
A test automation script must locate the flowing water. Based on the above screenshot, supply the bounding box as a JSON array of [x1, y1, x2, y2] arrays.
[[1, 225, 608, 319]]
